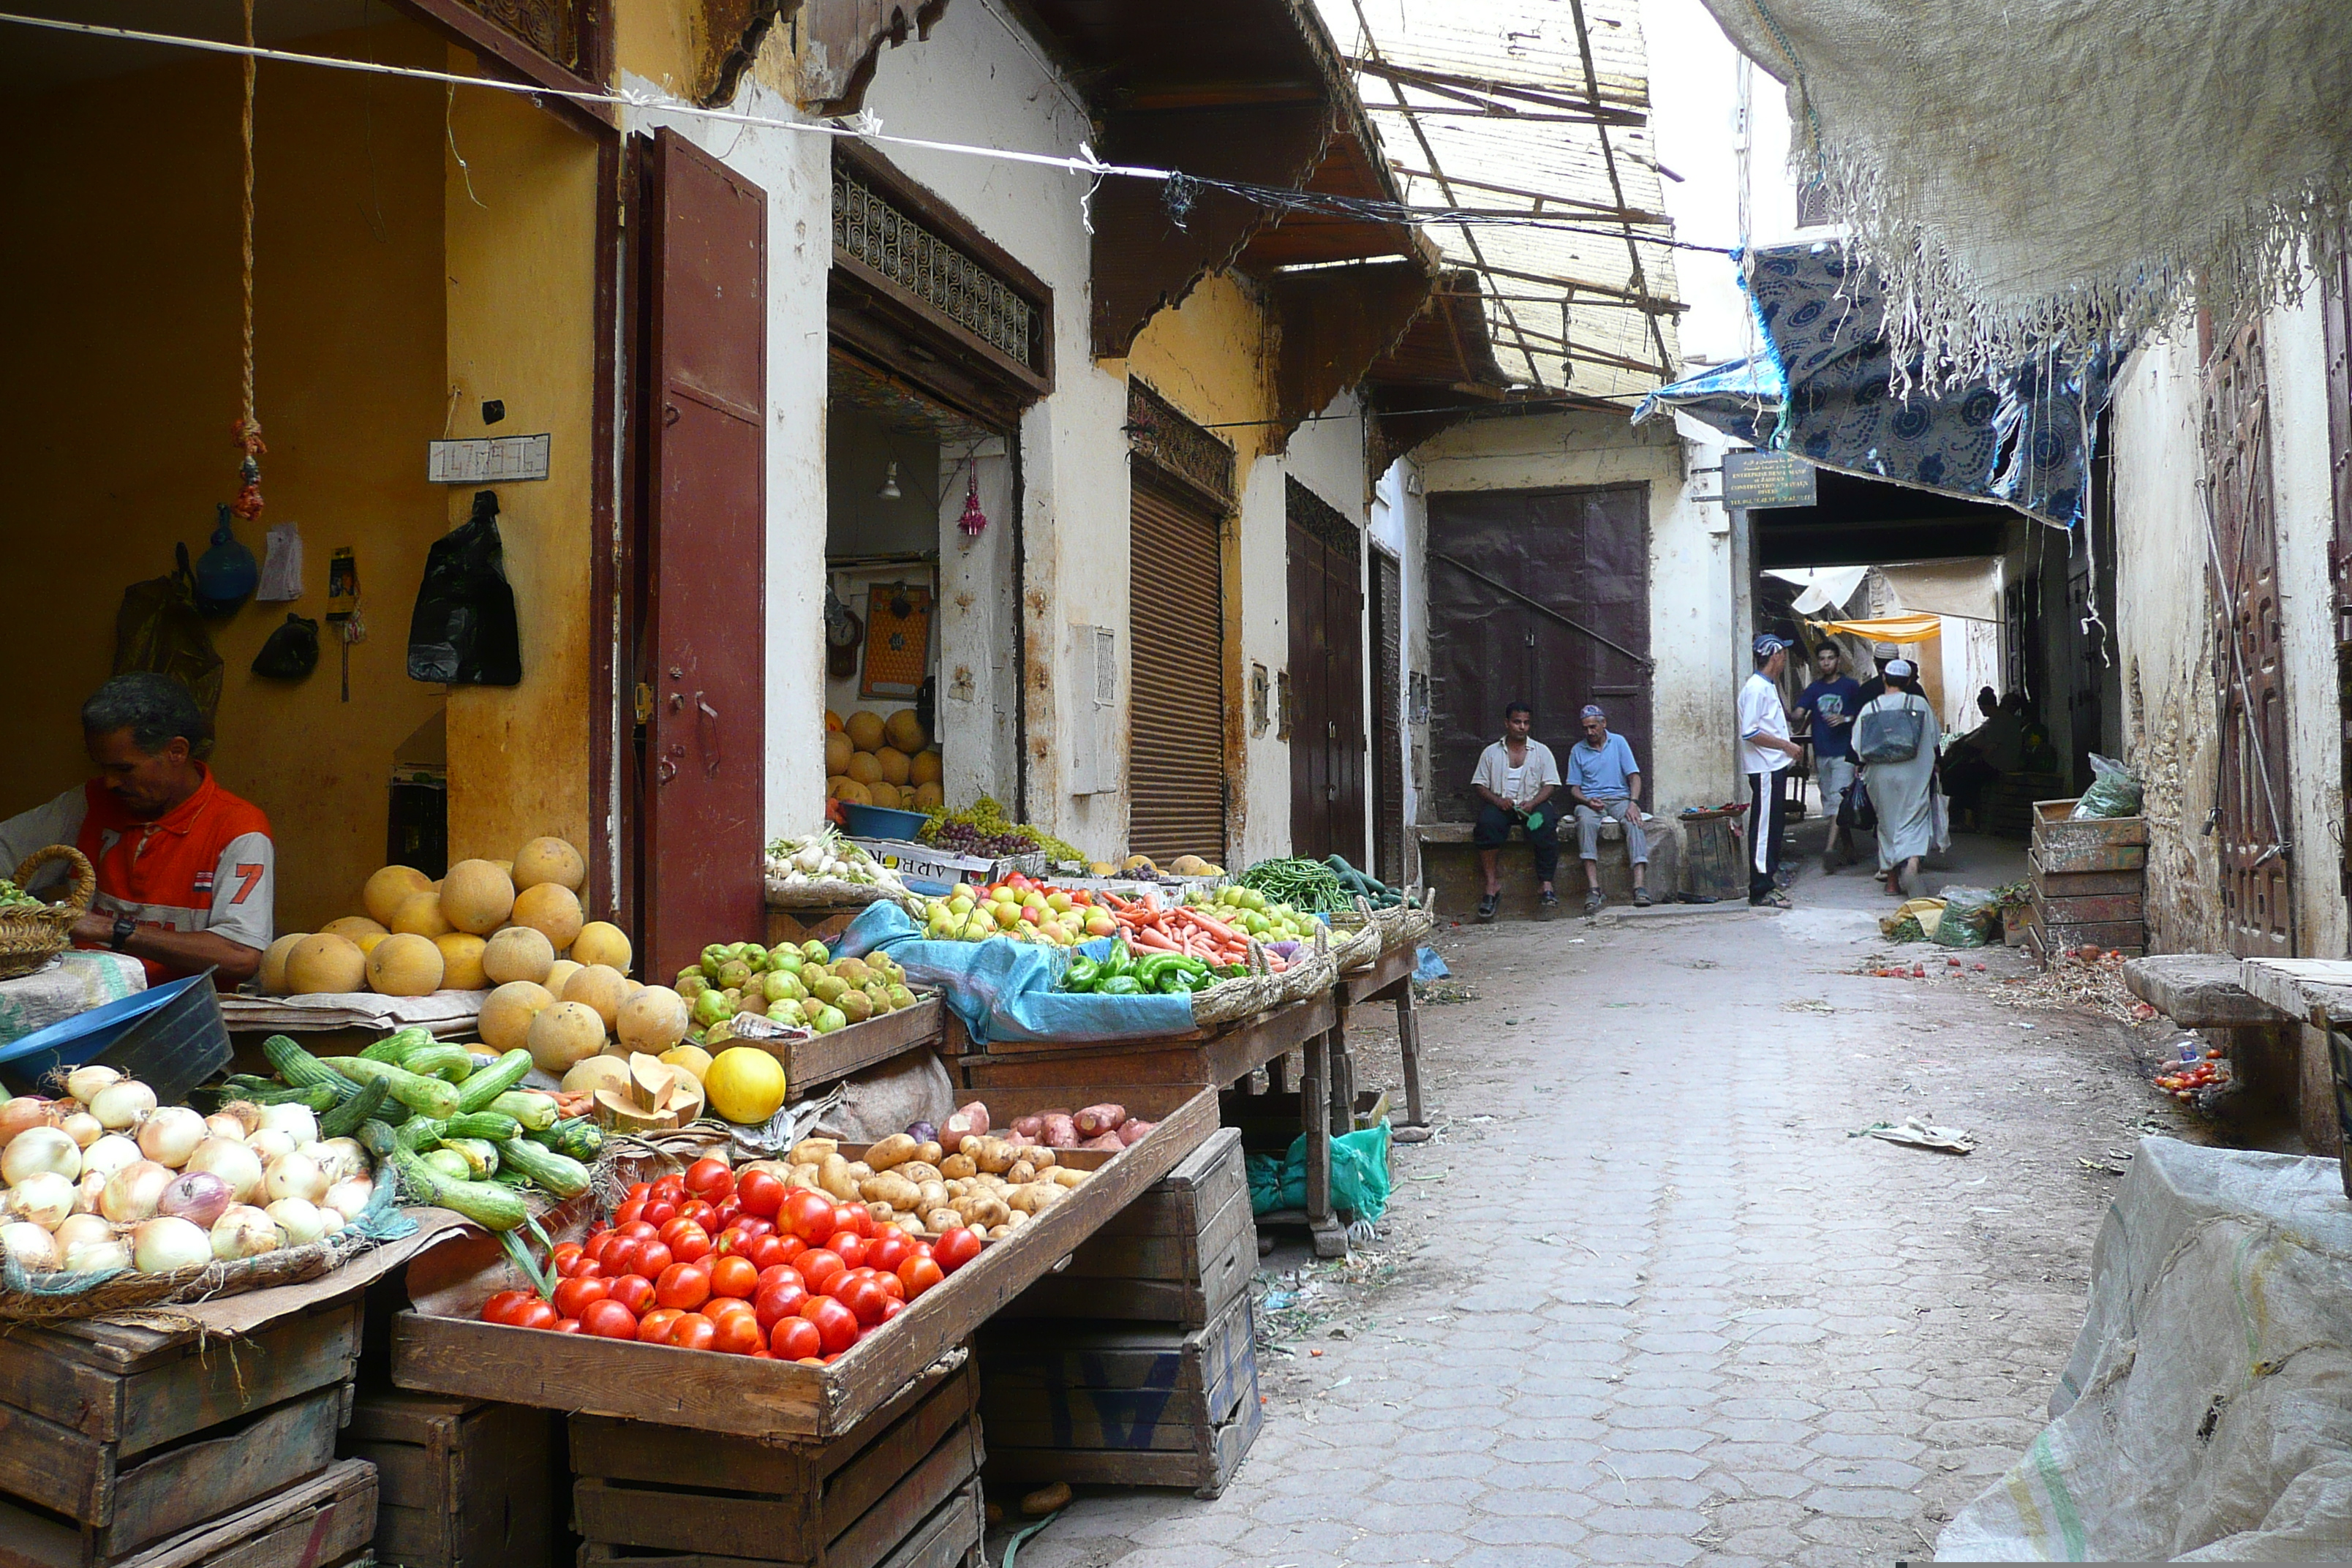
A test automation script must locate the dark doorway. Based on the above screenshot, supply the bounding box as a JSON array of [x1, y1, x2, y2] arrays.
[[1370, 546, 1406, 882], [628, 128, 768, 981], [1287, 479, 1365, 865], [1425, 486, 1651, 820]]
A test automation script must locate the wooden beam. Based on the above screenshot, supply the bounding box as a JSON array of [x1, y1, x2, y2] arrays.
[[1467, 259, 1684, 312], [1386, 167, 1665, 226], [1362, 103, 1637, 126], [1345, 56, 1647, 117]]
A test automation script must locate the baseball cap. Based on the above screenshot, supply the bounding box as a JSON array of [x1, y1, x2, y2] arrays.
[[1752, 634, 1791, 657]]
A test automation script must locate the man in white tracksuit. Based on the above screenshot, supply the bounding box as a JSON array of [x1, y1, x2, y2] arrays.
[[1738, 636, 1805, 908]]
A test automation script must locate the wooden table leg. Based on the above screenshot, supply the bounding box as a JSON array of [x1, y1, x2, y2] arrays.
[[1392, 984, 1430, 1142], [1327, 1002, 1357, 1137], [1267, 1052, 1289, 1096], [1301, 1031, 1346, 1257]]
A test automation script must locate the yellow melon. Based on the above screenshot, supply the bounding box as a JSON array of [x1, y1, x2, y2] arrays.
[[259, 932, 309, 995], [562, 963, 633, 1029], [438, 859, 516, 935], [389, 890, 453, 939], [527, 1000, 606, 1074], [825, 732, 854, 774], [825, 709, 845, 733], [434, 932, 489, 990], [366, 932, 446, 998], [883, 709, 927, 753], [910, 750, 943, 787], [845, 711, 886, 752], [542, 957, 584, 999], [617, 985, 690, 1052], [831, 779, 874, 805], [320, 915, 387, 943], [512, 837, 587, 893], [363, 865, 432, 927], [354, 931, 390, 958], [845, 751, 883, 785], [912, 782, 944, 811], [511, 883, 585, 952], [284, 934, 366, 995], [874, 746, 912, 785], [482, 925, 555, 985], [478, 980, 555, 1052], [571, 921, 632, 973]]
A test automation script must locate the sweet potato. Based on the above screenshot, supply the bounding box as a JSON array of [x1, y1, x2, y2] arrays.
[[1079, 1131, 1124, 1151], [942, 1100, 990, 1145], [1073, 1103, 1126, 1138], [1116, 1117, 1155, 1146], [1041, 1113, 1079, 1148], [1011, 1114, 1046, 1140]]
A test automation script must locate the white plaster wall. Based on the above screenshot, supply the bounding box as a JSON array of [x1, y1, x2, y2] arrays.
[[1408, 410, 1738, 818], [1373, 457, 1430, 875]]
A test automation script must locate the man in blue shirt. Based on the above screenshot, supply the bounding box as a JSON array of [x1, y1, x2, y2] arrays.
[[1794, 643, 1863, 872], [1565, 704, 1648, 914]]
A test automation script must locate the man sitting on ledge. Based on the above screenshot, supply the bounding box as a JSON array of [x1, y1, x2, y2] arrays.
[[1567, 704, 1649, 913], [1471, 701, 1563, 919]]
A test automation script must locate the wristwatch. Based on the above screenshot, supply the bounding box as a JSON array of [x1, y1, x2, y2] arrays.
[[110, 913, 136, 952]]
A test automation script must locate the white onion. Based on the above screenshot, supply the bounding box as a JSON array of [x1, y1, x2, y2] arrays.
[[89, 1079, 157, 1131], [255, 1103, 318, 1144], [306, 1138, 369, 1185], [319, 1206, 346, 1235], [247, 1128, 297, 1162], [137, 1107, 207, 1169], [130, 1216, 211, 1273], [0, 1221, 58, 1270], [322, 1175, 375, 1221], [158, 1170, 233, 1229], [219, 1100, 264, 1136], [265, 1153, 329, 1205], [59, 1112, 104, 1150], [72, 1169, 106, 1215], [100, 1160, 173, 1224], [211, 1205, 281, 1260], [53, 1213, 115, 1251], [265, 1197, 328, 1245], [203, 1113, 247, 1144], [79, 1134, 142, 1184], [64, 1065, 121, 1103], [0, 1097, 53, 1145], [62, 1237, 131, 1273], [2, 1126, 82, 1186], [184, 1138, 265, 1205], [2, 1172, 76, 1231]]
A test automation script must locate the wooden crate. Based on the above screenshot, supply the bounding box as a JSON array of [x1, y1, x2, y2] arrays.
[[2031, 799, 2149, 873], [0, 1458, 379, 1568], [342, 1392, 563, 1568], [570, 1357, 981, 1568], [1001, 1128, 1254, 1328], [0, 1299, 361, 1567], [392, 1090, 1218, 1441], [976, 1290, 1262, 1499], [576, 1481, 980, 1568], [2027, 851, 2146, 899], [730, 998, 946, 1093]]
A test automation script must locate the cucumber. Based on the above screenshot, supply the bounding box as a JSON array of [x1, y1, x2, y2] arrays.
[[421, 1147, 474, 1181], [329, 1056, 462, 1118], [241, 1082, 341, 1111], [359, 1025, 436, 1065], [261, 1036, 361, 1101], [400, 1044, 478, 1084], [445, 1138, 500, 1179], [454, 1050, 533, 1114], [386, 1145, 529, 1230], [440, 1111, 524, 1143], [487, 1090, 559, 1131], [529, 1116, 604, 1162], [496, 1137, 591, 1199], [317, 1078, 391, 1139]]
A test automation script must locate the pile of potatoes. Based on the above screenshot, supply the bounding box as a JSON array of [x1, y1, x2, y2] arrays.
[[824, 708, 944, 813], [753, 1127, 1093, 1243]]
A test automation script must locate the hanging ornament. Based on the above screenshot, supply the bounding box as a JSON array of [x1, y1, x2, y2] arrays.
[[957, 461, 989, 538]]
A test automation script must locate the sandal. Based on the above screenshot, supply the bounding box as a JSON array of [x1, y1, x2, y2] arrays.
[[1752, 889, 1793, 909], [1477, 893, 1499, 921], [1633, 889, 1652, 908], [1582, 892, 1603, 916]]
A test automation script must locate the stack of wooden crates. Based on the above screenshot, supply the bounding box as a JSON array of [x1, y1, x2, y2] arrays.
[[0, 1297, 375, 1568], [2024, 798, 2149, 965], [976, 1128, 1262, 1499]]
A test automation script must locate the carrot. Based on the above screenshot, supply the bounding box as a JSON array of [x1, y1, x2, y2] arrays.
[[1183, 909, 1245, 944], [1131, 927, 1180, 952]]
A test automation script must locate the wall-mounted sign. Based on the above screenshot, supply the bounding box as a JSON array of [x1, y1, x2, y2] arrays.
[[1722, 448, 1818, 508], [428, 434, 551, 484]]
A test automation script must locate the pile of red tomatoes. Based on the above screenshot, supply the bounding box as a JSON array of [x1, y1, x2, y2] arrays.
[[477, 1156, 984, 1360]]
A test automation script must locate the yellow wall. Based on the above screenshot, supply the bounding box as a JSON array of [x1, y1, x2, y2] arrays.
[[0, 23, 452, 933], [1116, 274, 1279, 468], [440, 58, 602, 875]]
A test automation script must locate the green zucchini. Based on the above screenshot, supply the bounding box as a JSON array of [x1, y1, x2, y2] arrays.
[[529, 1116, 603, 1162], [317, 1078, 391, 1139], [328, 1056, 461, 1118], [261, 1036, 361, 1101], [421, 1147, 473, 1181], [359, 1025, 436, 1065], [496, 1137, 591, 1199], [400, 1044, 478, 1084], [386, 1145, 529, 1230], [242, 1082, 341, 1110], [487, 1090, 559, 1131], [454, 1050, 533, 1114], [440, 1111, 524, 1143], [445, 1138, 500, 1179]]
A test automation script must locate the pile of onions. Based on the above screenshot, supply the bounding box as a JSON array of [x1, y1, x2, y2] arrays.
[[130, 1216, 211, 1273], [137, 1107, 207, 1169], [159, 1170, 233, 1229]]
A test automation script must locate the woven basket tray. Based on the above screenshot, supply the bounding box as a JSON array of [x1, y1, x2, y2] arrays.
[[0, 1221, 369, 1324], [0, 845, 95, 983], [761, 873, 922, 913]]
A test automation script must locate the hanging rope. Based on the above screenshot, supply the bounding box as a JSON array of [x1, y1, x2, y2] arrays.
[[230, 0, 265, 521]]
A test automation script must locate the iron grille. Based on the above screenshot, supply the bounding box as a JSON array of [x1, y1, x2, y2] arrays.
[[1127, 380, 1236, 507], [833, 166, 1036, 369]]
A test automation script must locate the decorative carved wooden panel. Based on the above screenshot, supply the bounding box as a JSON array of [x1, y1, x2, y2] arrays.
[[800, 0, 949, 115]]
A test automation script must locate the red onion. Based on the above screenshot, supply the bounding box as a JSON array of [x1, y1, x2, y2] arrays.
[[157, 1170, 233, 1229]]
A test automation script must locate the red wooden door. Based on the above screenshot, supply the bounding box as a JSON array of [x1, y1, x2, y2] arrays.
[[639, 129, 767, 980], [1286, 480, 1365, 866]]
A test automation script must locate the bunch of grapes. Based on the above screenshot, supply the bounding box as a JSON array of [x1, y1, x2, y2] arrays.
[[930, 821, 1039, 859]]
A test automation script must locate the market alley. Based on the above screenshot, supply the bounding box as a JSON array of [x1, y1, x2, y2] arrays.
[[1005, 848, 2186, 1568]]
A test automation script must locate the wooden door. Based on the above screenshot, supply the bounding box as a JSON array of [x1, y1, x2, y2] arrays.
[[1371, 547, 1406, 882], [636, 129, 767, 980], [1128, 474, 1226, 865], [1425, 486, 1650, 818], [1286, 481, 1364, 866], [2204, 312, 2293, 959], [2323, 236, 2352, 923]]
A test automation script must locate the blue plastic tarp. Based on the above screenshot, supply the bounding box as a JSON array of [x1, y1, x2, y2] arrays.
[[835, 902, 1195, 1046]]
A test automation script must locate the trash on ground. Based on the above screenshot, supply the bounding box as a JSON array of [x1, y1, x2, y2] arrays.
[[1857, 1116, 1977, 1153]]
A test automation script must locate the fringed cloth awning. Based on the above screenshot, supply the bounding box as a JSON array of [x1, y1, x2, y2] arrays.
[[1808, 613, 1942, 644]]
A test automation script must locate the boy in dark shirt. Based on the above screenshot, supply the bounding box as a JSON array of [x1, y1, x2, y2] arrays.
[[1795, 644, 1863, 871]]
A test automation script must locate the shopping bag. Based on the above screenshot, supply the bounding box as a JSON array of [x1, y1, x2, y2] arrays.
[[1855, 697, 1928, 764], [407, 490, 522, 686]]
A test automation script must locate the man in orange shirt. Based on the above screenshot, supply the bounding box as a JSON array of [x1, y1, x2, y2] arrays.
[[0, 674, 274, 988]]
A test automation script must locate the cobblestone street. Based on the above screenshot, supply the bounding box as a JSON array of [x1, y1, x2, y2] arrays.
[[1005, 848, 2199, 1568]]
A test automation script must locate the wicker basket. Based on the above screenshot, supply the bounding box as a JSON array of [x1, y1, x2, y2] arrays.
[[0, 1221, 366, 1323], [0, 845, 95, 982]]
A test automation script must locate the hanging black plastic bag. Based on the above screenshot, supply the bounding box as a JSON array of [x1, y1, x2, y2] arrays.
[[194, 503, 259, 617], [251, 613, 320, 680], [114, 543, 225, 731], [407, 489, 521, 686]]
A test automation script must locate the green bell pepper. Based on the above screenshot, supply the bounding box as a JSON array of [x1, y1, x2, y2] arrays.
[[1062, 957, 1101, 993], [1099, 941, 1134, 979], [1098, 975, 1145, 996]]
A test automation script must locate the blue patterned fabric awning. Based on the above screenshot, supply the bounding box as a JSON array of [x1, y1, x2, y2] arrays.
[[1635, 241, 2121, 527]]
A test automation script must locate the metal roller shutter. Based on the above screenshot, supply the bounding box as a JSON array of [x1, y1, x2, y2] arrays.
[[1129, 474, 1227, 865]]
